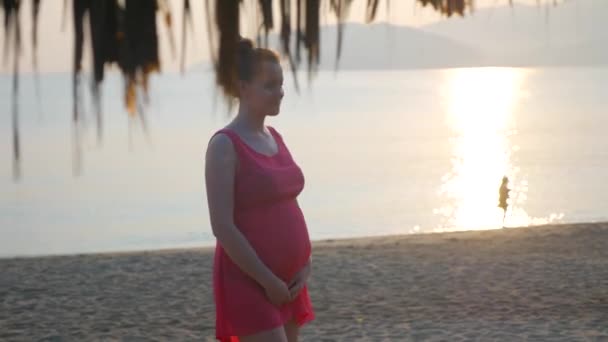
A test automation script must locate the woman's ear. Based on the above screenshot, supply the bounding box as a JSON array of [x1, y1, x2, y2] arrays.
[[237, 80, 248, 97]]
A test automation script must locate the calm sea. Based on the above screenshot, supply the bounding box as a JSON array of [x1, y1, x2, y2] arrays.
[[1, 67, 607, 257]]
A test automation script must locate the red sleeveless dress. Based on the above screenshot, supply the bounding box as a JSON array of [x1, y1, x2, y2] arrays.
[[211, 126, 315, 341]]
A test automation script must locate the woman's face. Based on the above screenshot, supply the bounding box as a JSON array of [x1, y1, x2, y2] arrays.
[[240, 61, 284, 117]]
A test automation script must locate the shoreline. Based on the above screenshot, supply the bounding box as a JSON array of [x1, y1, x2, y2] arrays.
[[2, 221, 605, 260]]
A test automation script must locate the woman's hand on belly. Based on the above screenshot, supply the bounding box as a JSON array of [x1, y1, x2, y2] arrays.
[[263, 274, 292, 307], [288, 258, 311, 300]]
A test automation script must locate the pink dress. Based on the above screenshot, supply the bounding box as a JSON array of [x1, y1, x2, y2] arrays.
[[211, 126, 315, 341]]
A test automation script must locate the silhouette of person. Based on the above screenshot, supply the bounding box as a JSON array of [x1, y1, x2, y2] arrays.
[[498, 176, 510, 228]]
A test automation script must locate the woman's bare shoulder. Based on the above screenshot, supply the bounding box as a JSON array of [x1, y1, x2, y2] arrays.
[[206, 132, 236, 163]]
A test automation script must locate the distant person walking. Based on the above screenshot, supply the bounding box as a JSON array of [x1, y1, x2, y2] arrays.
[[498, 176, 510, 227]]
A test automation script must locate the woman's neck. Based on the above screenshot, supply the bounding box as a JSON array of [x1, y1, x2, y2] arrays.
[[233, 105, 266, 133]]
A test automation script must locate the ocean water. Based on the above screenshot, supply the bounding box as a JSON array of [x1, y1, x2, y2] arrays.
[[1, 67, 607, 257]]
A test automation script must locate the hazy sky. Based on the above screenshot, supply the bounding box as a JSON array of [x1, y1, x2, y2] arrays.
[[0, 0, 564, 73]]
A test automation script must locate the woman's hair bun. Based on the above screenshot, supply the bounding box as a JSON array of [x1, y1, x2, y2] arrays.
[[234, 37, 279, 85], [237, 38, 254, 57]]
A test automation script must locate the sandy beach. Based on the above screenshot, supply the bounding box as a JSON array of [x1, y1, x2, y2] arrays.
[[1, 222, 607, 341]]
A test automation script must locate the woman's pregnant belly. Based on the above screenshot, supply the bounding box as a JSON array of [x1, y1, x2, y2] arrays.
[[236, 200, 311, 281]]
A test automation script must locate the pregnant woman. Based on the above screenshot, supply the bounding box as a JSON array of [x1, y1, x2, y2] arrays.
[[205, 38, 314, 342]]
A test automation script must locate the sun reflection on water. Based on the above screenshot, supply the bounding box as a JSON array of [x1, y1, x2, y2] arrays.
[[435, 68, 563, 231]]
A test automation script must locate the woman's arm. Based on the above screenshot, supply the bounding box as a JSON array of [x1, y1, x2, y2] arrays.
[[205, 133, 289, 305]]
